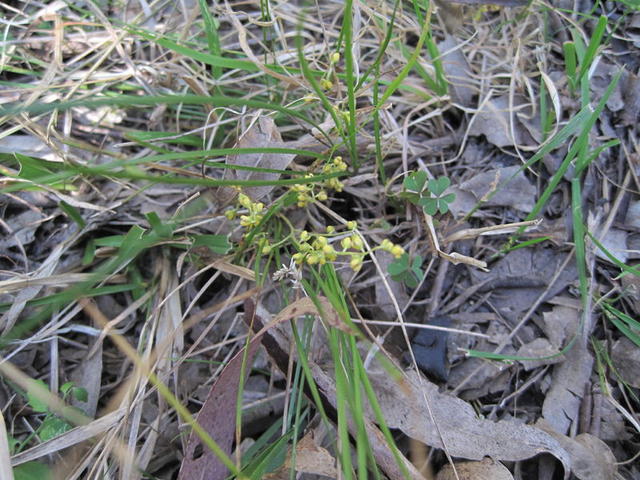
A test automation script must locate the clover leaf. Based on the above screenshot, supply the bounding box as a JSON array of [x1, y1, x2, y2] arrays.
[[388, 253, 424, 288], [402, 172, 456, 216]]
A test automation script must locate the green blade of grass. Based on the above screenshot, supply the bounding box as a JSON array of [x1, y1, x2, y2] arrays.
[[343, 0, 359, 169], [577, 15, 607, 84], [196, 0, 223, 79], [0, 95, 330, 144]]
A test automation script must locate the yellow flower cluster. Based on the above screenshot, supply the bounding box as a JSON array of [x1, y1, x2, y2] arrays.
[[318, 51, 340, 91], [232, 192, 264, 229], [290, 156, 348, 207], [292, 230, 338, 266], [380, 239, 405, 259], [291, 221, 391, 273], [322, 156, 348, 192], [291, 174, 324, 207]]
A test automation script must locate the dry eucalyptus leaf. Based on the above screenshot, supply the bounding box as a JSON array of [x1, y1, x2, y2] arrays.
[[626, 200, 640, 229], [436, 458, 513, 480], [448, 166, 537, 216], [542, 344, 593, 435], [537, 421, 617, 480], [263, 296, 356, 336], [595, 228, 629, 264], [70, 340, 102, 418], [467, 96, 532, 148], [284, 432, 337, 478], [542, 305, 580, 349], [0, 210, 42, 249], [469, 248, 577, 323], [177, 334, 263, 480], [225, 115, 296, 201], [0, 134, 56, 160], [367, 367, 571, 471], [611, 337, 640, 388], [516, 338, 563, 371], [438, 37, 475, 106]]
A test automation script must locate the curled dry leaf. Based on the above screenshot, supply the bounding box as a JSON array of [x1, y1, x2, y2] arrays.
[[366, 366, 571, 474], [177, 334, 263, 480], [284, 431, 337, 478], [220, 115, 296, 203], [542, 344, 593, 435], [536, 420, 617, 480], [259, 296, 357, 336], [595, 228, 629, 264], [438, 36, 475, 106], [448, 166, 537, 217], [469, 248, 577, 322], [611, 337, 640, 388], [467, 96, 535, 148], [516, 338, 563, 371], [436, 458, 513, 480]]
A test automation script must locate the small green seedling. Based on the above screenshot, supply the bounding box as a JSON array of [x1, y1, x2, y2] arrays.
[[388, 253, 424, 288], [25, 380, 87, 443], [401, 171, 456, 215]]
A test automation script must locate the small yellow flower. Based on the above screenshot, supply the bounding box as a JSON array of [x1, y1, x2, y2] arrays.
[[350, 234, 363, 251], [238, 193, 252, 209], [326, 225, 335, 234], [350, 256, 363, 272], [225, 209, 237, 220], [322, 244, 335, 256], [320, 78, 333, 90], [341, 237, 352, 250], [331, 52, 340, 63], [381, 239, 393, 251], [300, 230, 311, 242], [391, 245, 405, 258], [346, 221, 357, 230]]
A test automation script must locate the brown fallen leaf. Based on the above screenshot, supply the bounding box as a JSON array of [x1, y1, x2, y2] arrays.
[[436, 458, 514, 480], [537, 420, 617, 480], [225, 115, 296, 202], [438, 37, 476, 106], [542, 343, 593, 435], [177, 334, 263, 480], [611, 337, 640, 388], [284, 431, 337, 478], [367, 367, 571, 472], [467, 96, 535, 148], [258, 295, 357, 336], [516, 338, 563, 371], [541, 305, 580, 349], [469, 248, 577, 322], [595, 228, 629, 264], [448, 166, 537, 217]]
